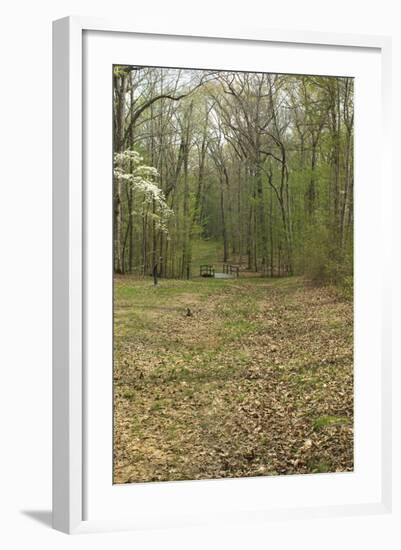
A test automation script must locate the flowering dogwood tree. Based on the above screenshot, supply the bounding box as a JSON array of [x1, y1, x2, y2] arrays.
[[114, 149, 173, 235]]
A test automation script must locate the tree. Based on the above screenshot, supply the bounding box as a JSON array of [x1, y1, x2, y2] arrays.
[[114, 149, 173, 274], [113, 67, 353, 287]]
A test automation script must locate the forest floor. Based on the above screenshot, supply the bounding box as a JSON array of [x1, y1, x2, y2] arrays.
[[113, 269, 353, 483]]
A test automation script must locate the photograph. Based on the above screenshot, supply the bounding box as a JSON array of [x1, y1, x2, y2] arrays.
[[112, 65, 354, 484]]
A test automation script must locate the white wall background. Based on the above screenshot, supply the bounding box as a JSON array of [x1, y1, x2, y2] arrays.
[[0, 1, 399, 548]]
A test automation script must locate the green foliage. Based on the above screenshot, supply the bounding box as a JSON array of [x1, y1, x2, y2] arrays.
[[299, 214, 353, 293], [113, 68, 353, 288], [113, 65, 130, 77]]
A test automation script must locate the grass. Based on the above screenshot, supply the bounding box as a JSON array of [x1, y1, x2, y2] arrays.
[[313, 415, 352, 430], [190, 238, 225, 275], [308, 460, 333, 474], [113, 241, 353, 483]]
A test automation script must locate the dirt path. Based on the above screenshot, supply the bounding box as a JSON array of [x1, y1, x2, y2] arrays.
[[113, 276, 353, 483]]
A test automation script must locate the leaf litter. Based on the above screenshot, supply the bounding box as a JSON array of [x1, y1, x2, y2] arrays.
[[113, 276, 353, 483]]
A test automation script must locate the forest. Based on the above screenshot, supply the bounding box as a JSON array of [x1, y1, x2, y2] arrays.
[[113, 66, 353, 286], [113, 66, 354, 483]]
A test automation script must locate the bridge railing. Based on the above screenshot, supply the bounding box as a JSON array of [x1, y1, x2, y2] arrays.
[[200, 264, 215, 277], [223, 263, 240, 277]]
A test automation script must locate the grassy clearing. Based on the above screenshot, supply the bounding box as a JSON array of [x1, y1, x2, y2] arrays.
[[113, 272, 353, 483], [190, 238, 225, 275]]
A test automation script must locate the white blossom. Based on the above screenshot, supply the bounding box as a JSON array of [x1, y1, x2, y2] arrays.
[[114, 150, 174, 234]]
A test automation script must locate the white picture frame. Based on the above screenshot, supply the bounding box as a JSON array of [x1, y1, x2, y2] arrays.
[[52, 16, 393, 535]]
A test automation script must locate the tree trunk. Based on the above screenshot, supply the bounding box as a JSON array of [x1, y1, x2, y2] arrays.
[[113, 71, 127, 273], [220, 175, 228, 262]]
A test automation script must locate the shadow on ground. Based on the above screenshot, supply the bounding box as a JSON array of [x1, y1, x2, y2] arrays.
[[21, 510, 52, 528]]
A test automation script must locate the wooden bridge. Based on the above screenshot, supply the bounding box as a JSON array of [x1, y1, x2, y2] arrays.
[[200, 263, 239, 279]]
